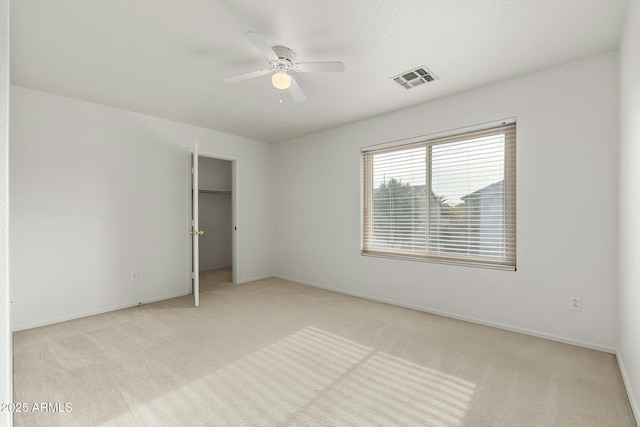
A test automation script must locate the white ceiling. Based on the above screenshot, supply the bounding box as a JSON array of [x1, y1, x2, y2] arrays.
[[10, 0, 629, 143]]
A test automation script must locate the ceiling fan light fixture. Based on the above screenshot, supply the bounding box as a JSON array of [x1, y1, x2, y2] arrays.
[[223, 32, 345, 103], [272, 72, 291, 90]]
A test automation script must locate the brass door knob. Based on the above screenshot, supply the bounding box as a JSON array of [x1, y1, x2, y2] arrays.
[[189, 230, 205, 236]]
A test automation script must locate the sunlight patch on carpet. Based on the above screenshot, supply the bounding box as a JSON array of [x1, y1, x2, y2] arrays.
[[102, 326, 476, 426]]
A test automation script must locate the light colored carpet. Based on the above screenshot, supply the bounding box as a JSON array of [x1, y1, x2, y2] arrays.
[[13, 268, 636, 426]]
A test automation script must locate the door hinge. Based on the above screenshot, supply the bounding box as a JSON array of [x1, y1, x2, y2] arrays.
[[191, 272, 195, 279], [191, 167, 194, 174]]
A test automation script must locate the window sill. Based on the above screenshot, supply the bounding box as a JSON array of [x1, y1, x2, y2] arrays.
[[361, 251, 516, 271]]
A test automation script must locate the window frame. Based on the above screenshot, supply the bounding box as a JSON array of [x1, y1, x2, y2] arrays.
[[361, 119, 516, 271]]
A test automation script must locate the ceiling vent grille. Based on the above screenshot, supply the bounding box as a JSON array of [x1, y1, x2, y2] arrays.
[[391, 66, 438, 90]]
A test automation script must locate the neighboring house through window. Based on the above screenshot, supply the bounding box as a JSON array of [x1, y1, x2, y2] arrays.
[[362, 120, 516, 270]]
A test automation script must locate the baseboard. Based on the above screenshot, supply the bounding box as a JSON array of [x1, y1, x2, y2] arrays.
[[617, 351, 640, 425], [13, 271, 277, 330], [274, 274, 617, 354], [236, 274, 273, 284], [12, 290, 191, 332]]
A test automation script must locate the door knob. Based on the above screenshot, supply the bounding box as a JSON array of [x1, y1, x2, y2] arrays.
[[189, 230, 205, 236]]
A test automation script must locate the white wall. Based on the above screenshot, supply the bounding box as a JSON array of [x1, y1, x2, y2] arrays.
[[199, 156, 232, 190], [0, 0, 12, 425], [275, 52, 619, 351], [10, 86, 274, 330], [619, 0, 640, 419], [198, 156, 232, 271], [199, 193, 232, 270]]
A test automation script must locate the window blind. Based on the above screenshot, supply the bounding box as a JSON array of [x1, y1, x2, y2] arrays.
[[362, 122, 516, 270]]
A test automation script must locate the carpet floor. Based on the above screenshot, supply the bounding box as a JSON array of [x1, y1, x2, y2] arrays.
[[12, 268, 637, 426]]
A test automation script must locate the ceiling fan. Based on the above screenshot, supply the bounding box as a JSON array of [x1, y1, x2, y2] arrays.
[[223, 32, 345, 103]]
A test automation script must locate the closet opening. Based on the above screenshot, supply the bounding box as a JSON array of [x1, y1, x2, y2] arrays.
[[189, 151, 237, 306]]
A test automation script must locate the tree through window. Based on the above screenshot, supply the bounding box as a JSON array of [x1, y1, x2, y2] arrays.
[[362, 121, 516, 269]]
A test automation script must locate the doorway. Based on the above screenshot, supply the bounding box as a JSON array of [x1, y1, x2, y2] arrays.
[[190, 150, 237, 306]]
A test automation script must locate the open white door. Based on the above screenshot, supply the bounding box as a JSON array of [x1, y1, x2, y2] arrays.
[[190, 144, 202, 307]]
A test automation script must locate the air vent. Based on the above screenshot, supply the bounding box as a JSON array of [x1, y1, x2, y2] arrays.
[[391, 66, 438, 90]]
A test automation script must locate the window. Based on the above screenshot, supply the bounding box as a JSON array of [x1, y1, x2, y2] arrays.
[[362, 121, 516, 270]]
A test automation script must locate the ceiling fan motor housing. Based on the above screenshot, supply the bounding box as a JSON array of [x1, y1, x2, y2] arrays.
[[271, 46, 296, 71]]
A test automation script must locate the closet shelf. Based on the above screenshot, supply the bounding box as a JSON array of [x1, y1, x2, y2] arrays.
[[199, 188, 232, 194]]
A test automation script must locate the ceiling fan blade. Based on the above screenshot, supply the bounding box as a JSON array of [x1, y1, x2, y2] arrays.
[[296, 61, 345, 73], [288, 75, 306, 103], [223, 68, 272, 83], [246, 31, 279, 62]]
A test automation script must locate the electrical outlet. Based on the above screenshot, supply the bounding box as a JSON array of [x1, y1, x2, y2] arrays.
[[569, 296, 581, 311], [130, 271, 138, 281]]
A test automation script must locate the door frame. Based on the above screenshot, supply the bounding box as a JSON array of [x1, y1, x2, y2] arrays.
[[188, 148, 239, 294]]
